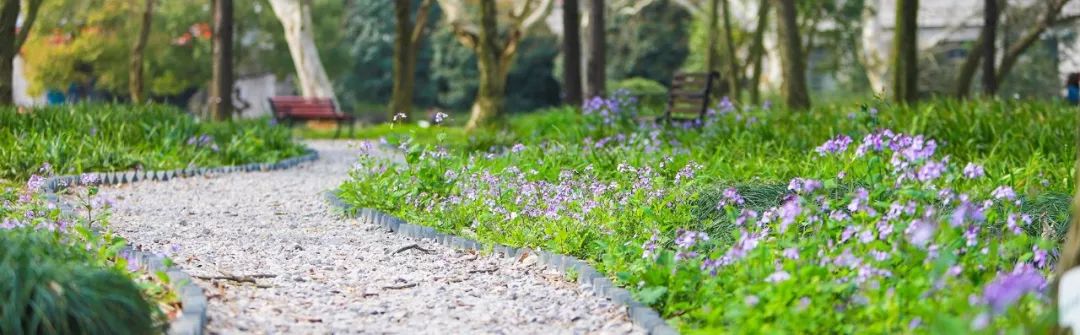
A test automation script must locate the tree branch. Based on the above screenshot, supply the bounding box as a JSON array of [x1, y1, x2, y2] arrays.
[[997, 0, 1073, 81], [410, 0, 433, 46], [15, 0, 43, 52]]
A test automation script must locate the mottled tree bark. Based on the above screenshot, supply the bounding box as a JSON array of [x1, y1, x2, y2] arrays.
[[585, 0, 605, 99], [439, 0, 552, 131], [562, 0, 582, 106], [130, 0, 155, 104], [209, 0, 234, 121], [772, 0, 809, 109], [269, 0, 338, 101], [467, 0, 506, 130], [891, 0, 918, 104]]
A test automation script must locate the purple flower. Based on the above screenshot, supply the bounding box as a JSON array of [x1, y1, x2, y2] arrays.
[[950, 199, 985, 227], [765, 269, 792, 283], [1006, 213, 1023, 235], [26, 174, 45, 190], [434, 112, 449, 124], [80, 173, 98, 185], [916, 160, 945, 182], [1033, 246, 1048, 268], [991, 186, 1017, 201], [778, 199, 802, 233], [963, 163, 985, 179], [981, 265, 1045, 313], [719, 187, 745, 208], [788, 178, 823, 194], [906, 219, 936, 247], [782, 247, 800, 260], [745, 295, 760, 306], [674, 229, 709, 249], [815, 135, 853, 156], [510, 143, 526, 153]]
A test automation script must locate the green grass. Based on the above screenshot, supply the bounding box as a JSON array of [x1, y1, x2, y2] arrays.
[[340, 98, 1074, 333], [0, 104, 307, 181]]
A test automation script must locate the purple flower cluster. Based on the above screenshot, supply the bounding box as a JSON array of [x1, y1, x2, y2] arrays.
[[186, 134, 219, 152], [981, 265, 1045, 313], [583, 89, 638, 125], [815, 135, 853, 156]]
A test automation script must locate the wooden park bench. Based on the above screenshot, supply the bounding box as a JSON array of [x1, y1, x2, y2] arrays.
[[268, 96, 355, 138], [663, 71, 720, 125]]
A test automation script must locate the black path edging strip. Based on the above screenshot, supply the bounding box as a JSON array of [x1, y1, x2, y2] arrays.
[[323, 191, 679, 335], [40, 149, 319, 335]]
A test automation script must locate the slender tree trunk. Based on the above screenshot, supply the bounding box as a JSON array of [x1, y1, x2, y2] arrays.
[[772, 0, 809, 109], [391, 0, 413, 120], [562, 0, 583, 106], [585, 0, 605, 99], [892, 0, 918, 104], [748, 0, 769, 105], [465, 0, 505, 130], [0, 0, 18, 106], [953, 27, 986, 98], [721, 0, 739, 99], [209, 0, 234, 121], [981, 0, 998, 95], [269, 0, 338, 101], [130, 0, 154, 104], [705, 0, 719, 75]]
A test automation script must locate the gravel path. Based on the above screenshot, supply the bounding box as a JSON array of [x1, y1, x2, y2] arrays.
[[103, 141, 641, 334]]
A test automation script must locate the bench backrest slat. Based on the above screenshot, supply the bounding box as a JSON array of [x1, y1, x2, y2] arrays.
[[664, 71, 718, 124], [268, 96, 341, 119]]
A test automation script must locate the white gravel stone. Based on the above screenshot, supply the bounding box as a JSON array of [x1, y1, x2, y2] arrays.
[[103, 140, 642, 334]]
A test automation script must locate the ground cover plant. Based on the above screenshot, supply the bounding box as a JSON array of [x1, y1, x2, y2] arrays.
[[0, 104, 307, 181], [0, 168, 174, 334], [339, 95, 1074, 332]]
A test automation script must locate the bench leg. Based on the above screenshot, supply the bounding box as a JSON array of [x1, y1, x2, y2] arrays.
[[333, 121, 342, 139]]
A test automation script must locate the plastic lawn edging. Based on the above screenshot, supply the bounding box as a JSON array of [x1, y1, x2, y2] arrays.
[[323, 191, 679, 335], [40, 149, 319, 335]]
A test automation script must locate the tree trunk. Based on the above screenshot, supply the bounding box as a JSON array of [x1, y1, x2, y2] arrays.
[[210, 0, 233, 121], [391, 0, 413, 120], [953, 26, 986, 98], [0, 0, 18, 106], [390, 0, 433, 121], [721, 0, 739, 99], [1056, 74, 1080, 332], [748, 0, 769, 105], [562, 0, 583, 106], [130, 0, 154, 104], [269, 0, 338, 101], [772, 0, 809, 109], [465, 0, 506, 130], [981, 0, 998, 95], [585, 0, 605, 99], [705, 0, 719, 75], [892, 0, 918, 104]]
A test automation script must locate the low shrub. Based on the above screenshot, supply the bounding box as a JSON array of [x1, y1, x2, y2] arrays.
[[0, 104, 306, 181]]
